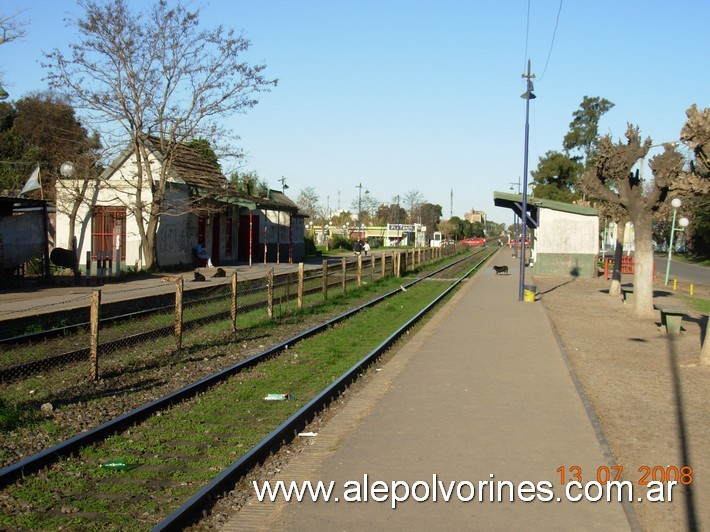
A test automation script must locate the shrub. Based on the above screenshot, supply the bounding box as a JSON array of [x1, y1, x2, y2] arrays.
[[304, 237, 317, 256], [330, 235, 352, 251]]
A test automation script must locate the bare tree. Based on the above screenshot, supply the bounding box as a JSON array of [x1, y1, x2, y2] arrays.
[[595, 202, 629, 297], [296, 186, 321, 220], [581, 125, 684, 318], [0, 11, 27, 44], [402, 190, 424, 224], [43, 0, 276, 269], [678, 105, 710, 364]]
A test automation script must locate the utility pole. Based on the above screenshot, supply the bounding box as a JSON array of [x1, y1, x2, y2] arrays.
[[450, 189, 453, 219], [356, 182, 368, 234]]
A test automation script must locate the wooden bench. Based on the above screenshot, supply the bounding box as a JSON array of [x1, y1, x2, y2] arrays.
[[654, 304, 686, 334]]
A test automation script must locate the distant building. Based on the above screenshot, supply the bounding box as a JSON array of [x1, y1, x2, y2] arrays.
[[464, 210, 486, 226]]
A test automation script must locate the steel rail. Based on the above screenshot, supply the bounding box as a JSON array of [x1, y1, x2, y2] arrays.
[[154, 250, 493, 531], [0, 256, 376, 381], [0, 250, 487, 488], [0, 279, 337, 382]]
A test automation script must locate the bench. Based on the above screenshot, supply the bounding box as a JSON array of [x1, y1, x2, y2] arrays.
[[654, 304, 686, 334], [621, 287, 633, 304]]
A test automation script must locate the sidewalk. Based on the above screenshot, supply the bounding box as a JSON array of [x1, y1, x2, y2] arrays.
[[0, 260, 324, 322], [227, 249, 636, 531]]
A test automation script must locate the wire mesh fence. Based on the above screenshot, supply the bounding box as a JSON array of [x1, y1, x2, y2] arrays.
[[0, 246, 460, 384]]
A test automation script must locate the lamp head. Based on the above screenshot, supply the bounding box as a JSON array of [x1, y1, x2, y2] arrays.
[[671, 198, 682, 209], [679, 217, 689, 228], [60, 161, 75, 178]]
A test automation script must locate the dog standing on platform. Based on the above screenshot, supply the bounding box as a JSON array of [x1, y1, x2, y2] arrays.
[[493, 265, 509, 275]]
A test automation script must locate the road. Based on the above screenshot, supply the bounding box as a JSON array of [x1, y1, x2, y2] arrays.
[[654, 255, 710, 287]]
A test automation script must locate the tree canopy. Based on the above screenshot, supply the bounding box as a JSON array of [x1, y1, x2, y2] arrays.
[[563, 96, 615, 169], [531, 96, 614, 203]]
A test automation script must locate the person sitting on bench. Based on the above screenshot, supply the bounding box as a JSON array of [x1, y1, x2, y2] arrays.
[[195, 242, 214, 268]]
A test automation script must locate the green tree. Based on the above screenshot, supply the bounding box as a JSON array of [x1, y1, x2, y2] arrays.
[[0, 93, 102, 246], [187, 138, 220, 170], [43, 0, 276, 270], [448, 216, 465, 239], [418, 202, 442, 241], [530, 150, 583, 202], [229, 170, 269, 197], [563, 96, 615, 169], [0, 102, 29, 191]]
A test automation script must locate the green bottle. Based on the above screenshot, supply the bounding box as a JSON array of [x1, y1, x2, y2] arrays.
[[101, 460, 130, 471]]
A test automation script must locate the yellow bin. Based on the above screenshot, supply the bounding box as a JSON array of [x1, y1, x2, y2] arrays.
[[523, 284, 536, 302]]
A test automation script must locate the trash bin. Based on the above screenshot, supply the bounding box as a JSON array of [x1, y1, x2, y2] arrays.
[[523, 284, 536, 302]]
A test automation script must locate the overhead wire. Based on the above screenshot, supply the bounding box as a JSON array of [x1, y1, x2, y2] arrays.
[[538, 0, 563, 81]]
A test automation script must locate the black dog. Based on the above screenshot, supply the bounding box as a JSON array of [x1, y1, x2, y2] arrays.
[[493, 265, 509, 275], [212, 267, 226, 278]]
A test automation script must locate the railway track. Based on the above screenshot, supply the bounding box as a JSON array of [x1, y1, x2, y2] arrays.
[[0, 271, 344, 383], [0, 247, 495, 530]]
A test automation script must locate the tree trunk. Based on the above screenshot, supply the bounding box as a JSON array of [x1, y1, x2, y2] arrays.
[[631, 212, 656, 319], [701, 334, 710, 366], [609, 222, 625, 297], [143, 213, 159, 270]]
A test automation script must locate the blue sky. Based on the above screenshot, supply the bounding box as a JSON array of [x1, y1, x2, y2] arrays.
[[2, 1, 708, 224]]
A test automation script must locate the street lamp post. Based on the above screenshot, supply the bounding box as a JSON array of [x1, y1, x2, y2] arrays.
[[356, 183, 368, 237], [519, 60, 536, 301], [664, 198, 690, 286], [509, 180, 520, 257]]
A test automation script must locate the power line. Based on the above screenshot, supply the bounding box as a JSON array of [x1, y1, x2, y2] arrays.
[[538, 0, 563, 81], [523, 0, 531, 73]]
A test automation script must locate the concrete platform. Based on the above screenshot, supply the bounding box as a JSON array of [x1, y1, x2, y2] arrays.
[[226, 249, 637, 531]]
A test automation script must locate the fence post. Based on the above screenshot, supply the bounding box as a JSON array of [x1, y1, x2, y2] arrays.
[[85, 251, 91, 285], [298, 263, 304, 309], [175, 277, 184, 351], [230, 272, 238, 333], [382, 252, 386, 279], [396, 252, 401, 278], [115, 247, 121, 277], [341, 257, 347, 295], [371, 255, 376, 281], [357, 255, 362, 288], [322, 259, 329, 300], [89, 289, 100, 381], [267, 267, 274, 318]]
